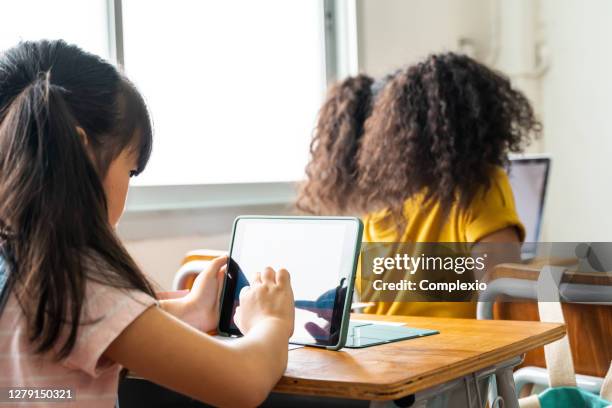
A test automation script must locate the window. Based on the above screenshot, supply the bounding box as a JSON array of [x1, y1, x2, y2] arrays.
[[0, 0, 110, 60], [2, 0, 334, 209], [122, 0, 327, 186]]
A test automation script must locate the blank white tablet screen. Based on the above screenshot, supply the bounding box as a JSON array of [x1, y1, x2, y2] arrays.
[[229, 218, 360, 345]]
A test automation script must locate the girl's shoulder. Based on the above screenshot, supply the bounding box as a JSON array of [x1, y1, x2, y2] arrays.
[[64, 254, 158, 377], [79, 251, 158, 317], [472, 165, 514, 208], [462, 165, 525, 242]]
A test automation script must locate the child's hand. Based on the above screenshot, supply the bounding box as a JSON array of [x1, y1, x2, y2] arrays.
[[234, 267, 294, 338], [180, 255, 228, 332]]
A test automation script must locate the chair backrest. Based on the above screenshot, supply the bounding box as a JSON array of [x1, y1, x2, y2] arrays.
[[537, 266, 576, 388], [518, 269, 612, 406]]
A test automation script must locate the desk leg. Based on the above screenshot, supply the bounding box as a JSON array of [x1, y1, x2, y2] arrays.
[[496, 367, 520, 408]]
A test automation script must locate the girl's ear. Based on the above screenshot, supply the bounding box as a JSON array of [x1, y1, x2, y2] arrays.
[[75, 126, 98, 170]]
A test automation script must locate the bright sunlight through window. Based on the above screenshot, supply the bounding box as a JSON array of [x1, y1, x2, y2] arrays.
[[0, 0, 110, 60], [122, 0, 327, 185]]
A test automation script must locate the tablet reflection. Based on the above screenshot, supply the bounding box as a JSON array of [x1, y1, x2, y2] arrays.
[[295, 279, 347, 344], [230, 257, 348, 345]]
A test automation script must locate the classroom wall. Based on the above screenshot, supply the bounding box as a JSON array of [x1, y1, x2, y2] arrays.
[[538, 0, 612, 241], [121, 204, 291, 290], [355, 0, 494, 76], [355, 0, 542, 137], [124, 235, 226, 290]]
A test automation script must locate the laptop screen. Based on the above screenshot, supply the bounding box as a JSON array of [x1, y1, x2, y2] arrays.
[[507, 157, 550, 243], [219, 217, 362, 346]]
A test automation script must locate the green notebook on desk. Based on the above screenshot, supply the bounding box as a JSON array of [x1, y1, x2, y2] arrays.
[[344, 321, 439, 348]]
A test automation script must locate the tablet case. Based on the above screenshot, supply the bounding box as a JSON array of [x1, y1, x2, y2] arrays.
[[344, 322, 439, 348]]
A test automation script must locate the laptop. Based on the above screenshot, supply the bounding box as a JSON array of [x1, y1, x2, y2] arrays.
[[216, 216, 438, 350], [506, 155, 551, 260]]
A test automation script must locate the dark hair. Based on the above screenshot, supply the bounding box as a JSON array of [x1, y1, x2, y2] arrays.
[[296, 74, 374, 214], [0, 40, 155, 359], [358, 53, 540, 223]]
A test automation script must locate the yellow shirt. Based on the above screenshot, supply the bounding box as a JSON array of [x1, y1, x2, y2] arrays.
[[360, 166, 525, 318]]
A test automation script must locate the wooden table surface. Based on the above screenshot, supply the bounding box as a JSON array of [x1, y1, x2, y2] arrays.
[[274, 314, 565, 401]]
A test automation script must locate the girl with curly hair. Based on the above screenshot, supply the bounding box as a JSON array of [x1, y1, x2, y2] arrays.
[[297, 53, 540, 318]]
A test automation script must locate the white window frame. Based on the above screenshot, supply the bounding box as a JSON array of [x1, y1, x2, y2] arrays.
[[106, 0, 358, 213]]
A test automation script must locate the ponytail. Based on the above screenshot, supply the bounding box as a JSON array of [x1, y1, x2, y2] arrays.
[[296, 74, 374, 215], [0, 40, 155, 359]]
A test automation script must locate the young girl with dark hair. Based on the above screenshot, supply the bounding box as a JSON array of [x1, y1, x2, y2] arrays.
[[0, 40, 294, 407], [298, 53, 540, 318]]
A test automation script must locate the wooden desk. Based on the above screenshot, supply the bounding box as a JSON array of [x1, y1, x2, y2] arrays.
[[273, 314, 565, 405]]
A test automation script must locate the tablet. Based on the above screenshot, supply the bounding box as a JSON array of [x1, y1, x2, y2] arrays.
[[217, 216, 363, 350]]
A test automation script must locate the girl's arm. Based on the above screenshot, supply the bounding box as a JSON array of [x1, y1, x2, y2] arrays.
[[473, 226, 522, 278], [104, 267, 294, 408], [105, 307, 286, 407]]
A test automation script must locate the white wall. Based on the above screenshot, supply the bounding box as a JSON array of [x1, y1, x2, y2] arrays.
[[355, 0, 494, 76], [121, 203, 292, 290], [539, 0, 612, 241], [355, 0, 542, 128], [124, 235, 227, 290]]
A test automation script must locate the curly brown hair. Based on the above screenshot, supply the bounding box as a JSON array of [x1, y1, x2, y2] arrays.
[[297, 53, 541, 224], [357, 53, 541, 223], [296, 74, 374, 214]]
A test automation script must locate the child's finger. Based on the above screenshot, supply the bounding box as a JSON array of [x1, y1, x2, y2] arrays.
[[276, 268, 290, 287], [217, 265, 227, 280], [206, 256, 228, 276], [261, 267, 275, 284], [192, 257, 227, 290], [215, 265, 227, 302], [253, 271, 262, 284]]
